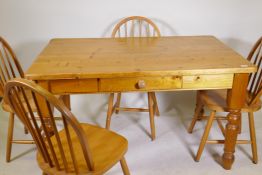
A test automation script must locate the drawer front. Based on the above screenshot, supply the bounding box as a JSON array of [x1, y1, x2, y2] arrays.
[[99, 76, 182, 92], [182, 74, 234, 89], [49, 79, 98, 94]]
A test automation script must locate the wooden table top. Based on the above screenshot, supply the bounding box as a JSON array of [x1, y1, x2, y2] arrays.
[[26, 36, 256, 80]]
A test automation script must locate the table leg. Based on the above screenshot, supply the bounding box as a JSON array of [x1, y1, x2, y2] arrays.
[[35, 80, 50, 117], [223, 73, 249, 169], [34, 80, 55, 135], [106, 93, 115, 129], [61, 95, 71, 110]]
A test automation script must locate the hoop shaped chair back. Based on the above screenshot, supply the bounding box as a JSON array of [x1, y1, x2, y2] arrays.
[[5, 79, 94, 173], [111, 16, 161, 38], [0, 37, 24, 97], [247, 36, 262, 105]]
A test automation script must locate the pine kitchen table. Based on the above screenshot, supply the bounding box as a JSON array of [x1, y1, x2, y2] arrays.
[[26, 36, 256, 170]]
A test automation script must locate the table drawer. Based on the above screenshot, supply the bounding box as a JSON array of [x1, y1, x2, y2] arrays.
[[99, 76, 182, 92], [49, 79, 98, 94], [182, 74, 233, 89]]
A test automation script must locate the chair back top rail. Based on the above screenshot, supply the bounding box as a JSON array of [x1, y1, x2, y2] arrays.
[[111, 16, 161, 38]]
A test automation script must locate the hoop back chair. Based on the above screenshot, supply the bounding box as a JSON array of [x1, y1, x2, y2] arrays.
[[106, 16, 161, 140], [111, 16, 161, 38], [0, 36, 24, 91], [0, 36, 35, 162], [5, 79, 130, 175], [188, 36, 262, 163]]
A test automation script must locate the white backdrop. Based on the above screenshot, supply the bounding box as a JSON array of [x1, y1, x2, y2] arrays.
[[0, 0, 262, 121]]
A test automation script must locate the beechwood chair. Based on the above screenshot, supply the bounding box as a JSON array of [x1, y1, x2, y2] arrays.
[[106, 16, 161, 140], [0, 37, 67, 162], [5, 79, 130, 175], [188, 36, 262, 163], [0, 36, 36, 162]]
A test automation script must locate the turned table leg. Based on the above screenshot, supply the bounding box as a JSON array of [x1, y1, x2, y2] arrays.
[[35, 80, 55, 134], [223, 73, 249, 169], [61, 95, 71, 110]]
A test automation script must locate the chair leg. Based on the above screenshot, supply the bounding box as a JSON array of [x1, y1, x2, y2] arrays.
[[216, 118, 225, 137], [148, 92, 156, 140], [115, 93, 122, 114], [106, 93, 115, 129], [238, 113, 242, 134], [120, 157, 130, 175], [197, 91, 205, 120], [195, 111, 216, 162], [152, 92, 160, 116], [24, 126, 29, 134], [6, 112, 15, 162], [188, 102, 203, 133], [248, 112, 258, 164]]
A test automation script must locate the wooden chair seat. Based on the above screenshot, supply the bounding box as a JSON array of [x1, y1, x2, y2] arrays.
[[200, 90, 261, 112], [37, 123, 128, 174]]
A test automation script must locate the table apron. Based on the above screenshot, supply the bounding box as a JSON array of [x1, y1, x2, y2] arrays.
[[37, 74, 234, 94]]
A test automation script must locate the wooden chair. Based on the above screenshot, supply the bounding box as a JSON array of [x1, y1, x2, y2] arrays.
[[106, 16, 161, 140], [0, 37, 65, 162], [5, 78, 130, 175], [188, 36, 262, 163], [0, 36, 35, 162]]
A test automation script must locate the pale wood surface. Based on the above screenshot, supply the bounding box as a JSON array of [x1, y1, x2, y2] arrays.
[[182, 74, 233, 89], [26, 36, 256, 80], [24, 35, 258, 170]]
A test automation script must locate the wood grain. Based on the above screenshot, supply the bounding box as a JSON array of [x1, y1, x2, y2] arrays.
[[49, 79, 98, 94], [182, 74, 233, 89], [24, 35, 258, 170], [100, 76, 182, 92], [26, 36, 256, 80]]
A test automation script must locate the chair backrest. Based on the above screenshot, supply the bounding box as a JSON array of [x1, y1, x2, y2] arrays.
[[111, 16, 161, 38], [5, 78, 94, 173], [247, 36, 262, 105], [0, 37, 24, 97]]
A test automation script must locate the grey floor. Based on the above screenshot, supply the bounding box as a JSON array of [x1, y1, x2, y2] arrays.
[[0, 92, 262, 175]]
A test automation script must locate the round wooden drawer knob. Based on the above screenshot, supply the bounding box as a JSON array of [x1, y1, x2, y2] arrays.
[[137, 80, 146, 89]]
